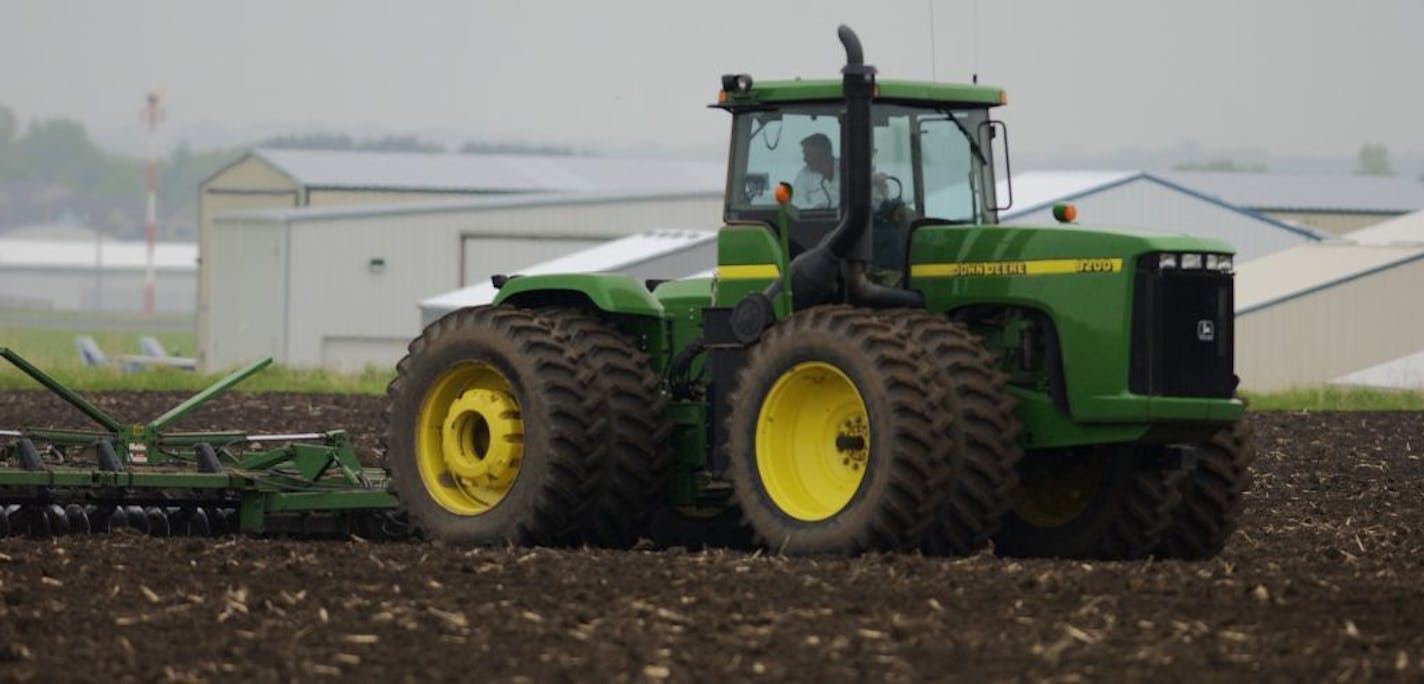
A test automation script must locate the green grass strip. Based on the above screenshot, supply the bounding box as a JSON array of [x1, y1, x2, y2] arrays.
[[1242, 386, 1424, 412]]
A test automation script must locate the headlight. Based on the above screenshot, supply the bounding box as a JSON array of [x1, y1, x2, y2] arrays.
[[1205, 254, 1233, 273], [1158, 253, 1178, 269], [1180, 253, 1203, 269]]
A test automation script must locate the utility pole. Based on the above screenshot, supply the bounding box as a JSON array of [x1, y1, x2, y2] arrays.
[[143, 92, 164, 316]]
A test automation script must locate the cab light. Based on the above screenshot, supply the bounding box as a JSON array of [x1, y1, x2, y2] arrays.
[[717, 91, 728, 104], [1052, 203, 1077, 223], [999, 90, 1008, 105], [720, 73, 753, 93]]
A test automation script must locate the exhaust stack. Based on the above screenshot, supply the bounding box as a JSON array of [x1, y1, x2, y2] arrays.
[[774, 25, 922, 311]]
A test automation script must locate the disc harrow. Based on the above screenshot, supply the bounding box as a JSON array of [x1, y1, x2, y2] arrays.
[[0, 348, 403, 539]]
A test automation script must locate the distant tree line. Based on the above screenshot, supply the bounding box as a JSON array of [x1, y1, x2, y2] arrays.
[[1356, 143, 1392, 176], [1173, 144, 1405, 179], [0, 105, 241, 240], [457, 140, 578, 156], [1172, 158, 1268, 173], [259, 132, 580, 157], [0, 105, 586, 241], [259, 132, 446, 154]]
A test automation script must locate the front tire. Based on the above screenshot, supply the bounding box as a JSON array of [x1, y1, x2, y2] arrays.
[[1157, 422, 1253, 559], [726, 306, 948, 555], [994, 444, 1182, 559]]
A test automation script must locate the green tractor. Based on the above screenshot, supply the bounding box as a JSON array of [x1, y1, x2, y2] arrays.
[[385, 26, 1250, 559]]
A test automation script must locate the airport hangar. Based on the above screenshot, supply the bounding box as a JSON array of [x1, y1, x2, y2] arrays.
[[197, 148, 724, 370]]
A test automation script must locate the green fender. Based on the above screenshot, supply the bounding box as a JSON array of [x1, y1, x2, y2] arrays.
[[493, 273, 665, 318]]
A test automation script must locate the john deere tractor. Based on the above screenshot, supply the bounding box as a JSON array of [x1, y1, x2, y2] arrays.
[[384, 26, 1250, 559]]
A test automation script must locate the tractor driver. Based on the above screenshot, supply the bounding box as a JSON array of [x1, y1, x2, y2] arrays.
[[793, 133, 839, 209], [792, 132, 892, 212]]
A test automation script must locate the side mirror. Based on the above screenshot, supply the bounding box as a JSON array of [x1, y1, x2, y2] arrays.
[[978, 120, 1012, 212]]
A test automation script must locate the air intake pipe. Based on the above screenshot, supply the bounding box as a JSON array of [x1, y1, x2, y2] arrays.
[[771, 25, 923, 311]]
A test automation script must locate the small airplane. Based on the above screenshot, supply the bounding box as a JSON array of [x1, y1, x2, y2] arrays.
[[74, 335, 197, 372]]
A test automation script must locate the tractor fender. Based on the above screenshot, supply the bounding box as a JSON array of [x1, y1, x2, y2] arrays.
[[493, 273, 665, 318]]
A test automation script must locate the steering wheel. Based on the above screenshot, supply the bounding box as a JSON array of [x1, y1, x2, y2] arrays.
[[879, 175, 904, 202], [873, 174, 907, 222]]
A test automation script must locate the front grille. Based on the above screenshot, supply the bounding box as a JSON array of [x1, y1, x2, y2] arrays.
[[1129, 255, 1235, 398]]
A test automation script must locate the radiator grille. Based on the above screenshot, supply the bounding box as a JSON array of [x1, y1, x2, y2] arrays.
[[1129, 256, 1235, 398]]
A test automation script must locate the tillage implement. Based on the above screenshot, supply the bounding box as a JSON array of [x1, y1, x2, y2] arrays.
[[0, 349, 399, 537]]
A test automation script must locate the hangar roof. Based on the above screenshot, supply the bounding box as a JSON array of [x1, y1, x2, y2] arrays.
[[251, 148, 725, 195], [1158, 171, 1424, 214], [1234, 242, 1424, 313], [1001, 171, 1315, 239], [1340, 208, 1424, 245], [217, 188, 719, 224]]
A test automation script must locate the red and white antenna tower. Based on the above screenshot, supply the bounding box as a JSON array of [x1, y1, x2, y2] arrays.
[[142, 92, 165, 317]]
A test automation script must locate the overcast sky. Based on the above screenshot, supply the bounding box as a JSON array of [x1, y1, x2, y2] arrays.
[[2, 0, 1421, 172]]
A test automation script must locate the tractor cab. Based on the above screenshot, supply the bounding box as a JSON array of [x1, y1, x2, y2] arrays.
[[716, 79, 1010, 276]]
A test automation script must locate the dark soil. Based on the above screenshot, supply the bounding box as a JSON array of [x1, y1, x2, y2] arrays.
[[0, 391, 1422, 682]]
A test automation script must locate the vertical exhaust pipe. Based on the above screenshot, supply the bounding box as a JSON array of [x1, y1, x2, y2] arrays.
[[774, 25, 923, 311]]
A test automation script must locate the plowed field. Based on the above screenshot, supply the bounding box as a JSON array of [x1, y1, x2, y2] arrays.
[[0, 391, 1421, 682]]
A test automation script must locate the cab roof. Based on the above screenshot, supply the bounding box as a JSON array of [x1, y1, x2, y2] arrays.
[[716, 78, 1005, 109]]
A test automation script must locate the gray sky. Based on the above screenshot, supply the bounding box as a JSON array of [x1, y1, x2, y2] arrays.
[[2, 0, 1421, 171]]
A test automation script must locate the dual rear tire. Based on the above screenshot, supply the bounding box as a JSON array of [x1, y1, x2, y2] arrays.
[[384, 306, 668, 547]]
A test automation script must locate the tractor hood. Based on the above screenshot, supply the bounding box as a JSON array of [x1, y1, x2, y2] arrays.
[[908, 223, 1236, 272]]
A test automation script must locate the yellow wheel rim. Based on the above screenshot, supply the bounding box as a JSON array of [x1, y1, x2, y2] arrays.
[[415, 362, 524, 515], [755, 361, 870, 521], [1010, 451, 1105, 528]]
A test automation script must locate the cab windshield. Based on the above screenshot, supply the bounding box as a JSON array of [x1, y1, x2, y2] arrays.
[[725, 102, 995, 269]]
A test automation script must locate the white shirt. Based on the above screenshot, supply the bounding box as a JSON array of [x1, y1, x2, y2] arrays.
[[792, 167, 838, 209], [790, 166, 888, 211]]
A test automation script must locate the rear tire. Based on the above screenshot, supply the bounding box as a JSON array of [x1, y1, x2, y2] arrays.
[[882, 311, 1022, 556], [1157, 421, 1253, 559], [539, 308, 671, 548], [726, 306, 949, 555], [994, 444, 1182, 560], [385, 306, 594, 546]]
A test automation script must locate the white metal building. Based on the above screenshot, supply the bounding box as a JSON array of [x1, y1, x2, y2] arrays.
[[1235, 238, 1424, 391], [1312, 210, 1424, 389], [1002, 171, 1320, 261], [198, 149, 723, 368], [204, 190, 721, 371], [1339, 207, 1424, 246], [0, 234, 196, 313], [1158, 171, 1424, 236]]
